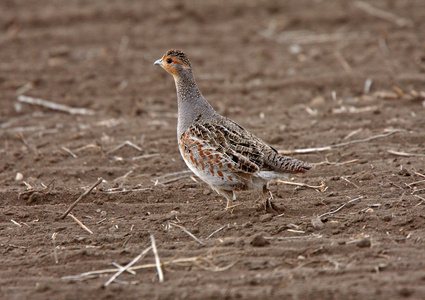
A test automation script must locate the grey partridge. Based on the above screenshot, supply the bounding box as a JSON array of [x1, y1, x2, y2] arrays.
[[154, 49, 311, 212]]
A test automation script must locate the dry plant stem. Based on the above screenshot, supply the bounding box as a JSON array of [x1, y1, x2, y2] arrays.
[[107, 141, 143, 154], [387, 150, 425, 157], [278, 130, 402, 154], [113, 170, 133, 182], [264, 234, 322, 240], [68, 214, 94, 234], [52, 233, 59, 264], [63, 251, 242, 281], [287, 229, 305, 234], [413, 188, 425, 194], [104, 246, 152, 287], [22, 181, 33, 189], [103, 187, 151, 194], [44, 179, 55, 194], [132, 153, 160, 160], [17, 95, 95, 115], [158, 175, 191, 185], [192, 257, 240, 272], [414, 172, 425, 179], [116, 35, 129, 59], [74, 144, 103, 153], [156, 170, 193, 179], [16, 82, 33, 95], [318, 196, 364, 219], [134, 250, 241, 272], [136, 256, 240, 272], [150, 234, 164, 282], [206, 225, 226, 240], [378, 37, 390, 55], [313, 159, 359, 166], [325, 257, 344, 269], [20, 179, 55, 204], [18, 132, 36, 153], [341, 176, 360, 188], [414, 195, 425, 206], [27, 192, 41, 204], [407, 180, 425, 187], [337, 159, 359, 166], [364, 78, 373, 94], [60, 177, 104, 219], [61, 146, 77, 158], [346, 238, 369, 245], [332, 105, 379, 114], [276, 180, 326, 192], [355, 1, 413, 28], [169, 223, 204, 245], [334, 51, 352, 73], [344, 128, 363, 140], [11, 219, 22, 227], [111, 263, 136, 275], [413, 195, 425, 201]]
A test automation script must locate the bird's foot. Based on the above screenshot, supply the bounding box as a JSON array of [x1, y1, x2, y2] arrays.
[[256, 193, 282, 215], [225, 202, 234, 213], [257, 199, 280, 214], [225, 198, 238, 213]]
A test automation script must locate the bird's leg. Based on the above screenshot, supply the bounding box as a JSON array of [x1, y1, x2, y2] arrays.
[[225, 195, 233, 211], [218, 190, 236, 212], [257, 185, 280, 214]]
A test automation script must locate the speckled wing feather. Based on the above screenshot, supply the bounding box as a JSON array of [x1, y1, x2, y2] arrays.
[[212, 117, 311, 173], [180, 122, 260, 177], [180, 117, 311, 178]]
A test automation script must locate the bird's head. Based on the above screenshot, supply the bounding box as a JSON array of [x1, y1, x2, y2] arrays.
[[154, 49, 192, 78]]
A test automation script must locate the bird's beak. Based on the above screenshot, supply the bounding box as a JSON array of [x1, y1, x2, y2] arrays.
[[154, 58, 163, 66]]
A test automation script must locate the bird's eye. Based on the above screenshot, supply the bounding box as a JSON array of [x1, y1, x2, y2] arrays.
[[166, 58, 173, 64]]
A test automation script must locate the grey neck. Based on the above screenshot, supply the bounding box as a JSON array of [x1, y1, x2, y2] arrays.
[[174, 70, 216, 137]]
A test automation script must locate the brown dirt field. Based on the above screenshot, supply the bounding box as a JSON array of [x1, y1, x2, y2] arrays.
[[1, 0, 425, 299]]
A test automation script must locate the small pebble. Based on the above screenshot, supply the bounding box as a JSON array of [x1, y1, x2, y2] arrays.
[[398, 168, 410, 176], [311, 217, 325, 230], [382, 215, 392, 222], [35, 283, 50, 293], [356, 238, 371, 248], [310, 96, 325, 107], [260, 214, 273, 222], [242, 222, 253, 228], [398, 287, 413, 297], [360, 173, 374, 180], [364, 208, 374, 214], [15, 172, 24, 181], [250, 234, 269, 247], [163, 210, 178, 221]]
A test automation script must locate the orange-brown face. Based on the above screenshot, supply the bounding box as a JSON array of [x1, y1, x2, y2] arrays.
[[155, 55, 190, 77]]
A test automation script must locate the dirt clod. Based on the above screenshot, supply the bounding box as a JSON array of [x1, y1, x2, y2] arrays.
[[260, 213, 274, 222], [311, 217, 325, 230], [356, 238, 372, 248], [250, 234, 270, 247]]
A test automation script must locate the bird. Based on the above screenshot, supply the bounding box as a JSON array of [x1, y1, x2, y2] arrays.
[[154, 49, 311, 213]]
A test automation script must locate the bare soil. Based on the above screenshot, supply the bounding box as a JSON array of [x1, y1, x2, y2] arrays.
[[1, 1, 425, 299]]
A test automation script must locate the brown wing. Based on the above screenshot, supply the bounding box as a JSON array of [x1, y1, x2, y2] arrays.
[[185, 121, 261, 175], [209, 117, 312, 174], [182, 116, 311, 176]]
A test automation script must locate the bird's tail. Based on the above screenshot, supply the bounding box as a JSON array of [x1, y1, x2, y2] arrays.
[[265, 150, 312, 174]]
